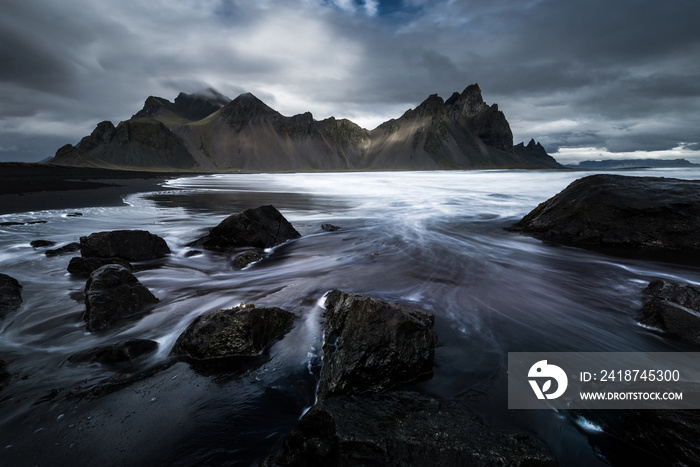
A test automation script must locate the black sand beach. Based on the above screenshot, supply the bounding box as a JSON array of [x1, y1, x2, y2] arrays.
[[0, 163, 180, 214]]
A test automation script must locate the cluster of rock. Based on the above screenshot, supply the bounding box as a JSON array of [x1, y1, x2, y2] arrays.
[[0, 206, 304, 382], [163, 207, 303, 365], [8, 172, 700, 463], [510, 174, 700, 344], [264, 290, 556, 466], [510, 173, 700, 465], [189, 205, 300, 269], [54, 230, 170, 332]]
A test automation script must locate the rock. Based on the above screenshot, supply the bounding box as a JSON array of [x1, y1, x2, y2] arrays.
[[30, 239, 56, 248], [45, 242, 80, 257], [640, 279, 700, 344], [68, 339, 158, 365], [232, 250, 265, 269], [318, 290, 437, 399], [573, 409, 700, 467], [0, 273, 22, 315], [184, 249, 202, 258], [320, 223, 340, 232], [510, 174, 700, 255], [265, 391, 556, 467], [67, 256, 133, 276], [84, 265, 159, 332], [80, 230, 170, 262], [171, 305, 295, 360], [0, 359, 10, 389], [192, 205, 300, 251], [1, 220, 47, 227], [513, 139, 562, 168]]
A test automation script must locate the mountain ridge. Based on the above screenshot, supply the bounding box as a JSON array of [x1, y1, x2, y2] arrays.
[[50, 84, 562, 172], [568, 158, 698, 169]]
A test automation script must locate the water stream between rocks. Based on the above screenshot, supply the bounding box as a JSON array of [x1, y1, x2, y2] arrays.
[[2, 169, 700, 466]]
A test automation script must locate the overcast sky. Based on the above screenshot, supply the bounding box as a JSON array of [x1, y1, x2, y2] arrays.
[[2, 0, 700, 164]]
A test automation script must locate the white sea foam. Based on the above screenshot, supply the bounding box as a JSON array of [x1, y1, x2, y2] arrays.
[[574, 416, 605, 433]]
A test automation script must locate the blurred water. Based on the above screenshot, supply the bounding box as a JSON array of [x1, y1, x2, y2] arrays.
[[1, 168, 700, 465]]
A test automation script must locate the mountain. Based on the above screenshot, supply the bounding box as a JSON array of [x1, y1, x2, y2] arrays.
[[54, 120, 197, 170], [172, 93, 371, 171], [568, 159, 699, 169], [50, 85, 562, 171], [365, 86, 520, 169], [513, 139, 563, 168]]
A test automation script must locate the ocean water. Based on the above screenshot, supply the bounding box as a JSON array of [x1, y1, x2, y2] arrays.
[[1, 168, 700, 466]]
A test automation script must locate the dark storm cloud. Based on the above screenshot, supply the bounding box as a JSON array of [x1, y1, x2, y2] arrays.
[[1, 0, 700, 162]]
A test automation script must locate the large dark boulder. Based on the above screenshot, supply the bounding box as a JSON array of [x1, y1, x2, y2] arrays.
[[318, 290, 437, 399], [171, 305, 296, 360], [510, 174, 700, 255], [67, 256, 133, 276], [266, 391, 556, 467], [192, 205, 300, 251], [68, 339, 158, 365], [84, 265, 159, 332], [0, 273, 22, 315], [640, 279, 700, 344], [80, 230, 170, 262]]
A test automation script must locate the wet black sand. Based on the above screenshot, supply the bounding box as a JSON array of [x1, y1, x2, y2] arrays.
[[0, 163, 186, 214]]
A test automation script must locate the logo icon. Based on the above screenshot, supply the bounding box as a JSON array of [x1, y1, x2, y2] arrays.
[[528, 360, 568, 400]]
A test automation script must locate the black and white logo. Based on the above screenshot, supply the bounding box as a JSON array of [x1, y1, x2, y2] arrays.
[[528, 359, 568, 400]]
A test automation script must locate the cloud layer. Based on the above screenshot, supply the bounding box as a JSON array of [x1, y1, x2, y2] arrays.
[[2, 0, 700, 162]]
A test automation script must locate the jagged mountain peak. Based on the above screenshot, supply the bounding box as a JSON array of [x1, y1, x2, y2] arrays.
[[415, 93, 446, 115], [132, 97, 167, 120], [226, 92, 277, 112], [219, 92, 280, 129], [133, 88, 230, 123], [514, 139, 562, 168], [523, 138, 545, 151], [445, 83, 490, 119]]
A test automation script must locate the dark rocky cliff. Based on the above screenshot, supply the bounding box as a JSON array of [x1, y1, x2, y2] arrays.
[[52, 119, 197, 169], [133, 89, 230, 123], [51, 84, 560, 172], [514, 139, 563, 168]]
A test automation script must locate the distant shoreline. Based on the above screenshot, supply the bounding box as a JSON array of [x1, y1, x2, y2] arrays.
[[5, 161, 693, 215]]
